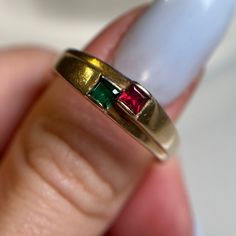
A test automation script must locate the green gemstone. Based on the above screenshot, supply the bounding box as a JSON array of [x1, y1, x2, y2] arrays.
[[89, 77, 121, 109]]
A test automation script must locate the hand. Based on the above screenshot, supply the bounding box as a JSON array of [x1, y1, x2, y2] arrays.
[[1, 0, 232, 235]]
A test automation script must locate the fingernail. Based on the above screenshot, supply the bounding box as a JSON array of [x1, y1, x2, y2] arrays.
[[113, 0, 236, 105], [194, 216, 205, 236]]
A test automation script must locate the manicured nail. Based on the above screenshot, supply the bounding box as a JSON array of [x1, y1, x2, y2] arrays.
[[114, 0, 236, 105]]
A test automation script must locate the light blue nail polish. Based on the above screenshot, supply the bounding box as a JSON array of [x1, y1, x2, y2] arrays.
[[114, 0, 236, 105]]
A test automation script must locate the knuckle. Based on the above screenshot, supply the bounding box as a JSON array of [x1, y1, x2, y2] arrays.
[[22, 115, 116, 219]]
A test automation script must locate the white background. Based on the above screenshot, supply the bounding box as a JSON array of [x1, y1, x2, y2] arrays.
[[0, 0, 236, 235]]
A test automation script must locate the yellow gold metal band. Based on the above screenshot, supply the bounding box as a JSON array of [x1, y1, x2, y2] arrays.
[[54, 49, 179, 161]]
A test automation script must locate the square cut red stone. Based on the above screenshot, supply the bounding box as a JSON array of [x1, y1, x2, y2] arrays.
[[118, 84, 150, 114]]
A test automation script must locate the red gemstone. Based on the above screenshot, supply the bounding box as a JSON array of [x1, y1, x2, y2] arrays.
[[118, 84, 149, 114]]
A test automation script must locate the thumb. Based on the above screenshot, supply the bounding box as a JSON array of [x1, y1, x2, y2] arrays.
[[0, 7, 154, 236]]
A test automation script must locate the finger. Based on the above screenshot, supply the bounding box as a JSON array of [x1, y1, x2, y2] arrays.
[[105, 71, 201, 236], [106, 158, 192, 236], [104, 0, 234, 235], [0, 5, 143, 155], [0, 0, 229, 235], [0, 6, 155, 236], [0, 47, 55, 153]]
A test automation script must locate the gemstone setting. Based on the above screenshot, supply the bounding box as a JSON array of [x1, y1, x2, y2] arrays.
[[89, 76, 121, 109], [118, 84, 150, 114]]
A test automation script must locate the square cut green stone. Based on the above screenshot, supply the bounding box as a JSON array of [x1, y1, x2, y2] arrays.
[[89, 77, 121, 110]]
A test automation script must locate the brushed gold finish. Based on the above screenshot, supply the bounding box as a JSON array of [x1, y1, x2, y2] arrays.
[[55, 49, 179, 161]]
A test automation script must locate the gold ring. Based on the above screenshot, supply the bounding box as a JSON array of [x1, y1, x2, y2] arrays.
[[54, 49, 179, 161]]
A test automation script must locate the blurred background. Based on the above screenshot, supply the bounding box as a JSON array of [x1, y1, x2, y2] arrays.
[[0, 0, 236, 235]]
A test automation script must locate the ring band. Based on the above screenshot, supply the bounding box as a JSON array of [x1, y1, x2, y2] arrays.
[[54, 49, 179, 161]]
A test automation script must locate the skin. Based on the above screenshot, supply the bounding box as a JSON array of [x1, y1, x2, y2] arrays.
[[0, 6, 201, 236]]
